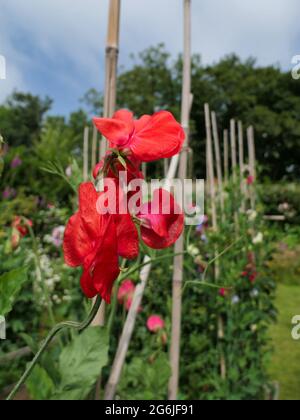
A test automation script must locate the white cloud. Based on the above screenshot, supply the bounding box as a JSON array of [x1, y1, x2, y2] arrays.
[[0, 0, 299, 111]]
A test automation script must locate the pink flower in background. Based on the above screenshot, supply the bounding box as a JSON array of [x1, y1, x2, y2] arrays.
[[118, 279, 141, 312], [51, 226, 65, 248], [147, 315, 165, 333], [11, 156, 22, 169], [247, 175, 255, 185], [118, 279, 135, 303]]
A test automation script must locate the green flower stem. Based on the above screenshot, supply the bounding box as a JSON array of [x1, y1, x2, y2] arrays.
[[107, 250, 188, 336], [107, 259, 127, 336], [182, 238, 243, 294], [6, 296, 102, 401]]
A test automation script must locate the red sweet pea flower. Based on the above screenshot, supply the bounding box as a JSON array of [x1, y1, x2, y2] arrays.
[[63, 182, 139, 303], [247, 175, 255, 185], [93, 109, 185, 162], [137, 189, 184, 249], [12, 216, 33, 237]]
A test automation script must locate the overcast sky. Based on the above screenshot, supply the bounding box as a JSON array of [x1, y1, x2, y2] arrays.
[[0, 0, 299, 115]]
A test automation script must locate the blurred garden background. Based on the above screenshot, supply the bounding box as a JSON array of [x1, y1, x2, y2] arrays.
[[1, 0, 300, 401]]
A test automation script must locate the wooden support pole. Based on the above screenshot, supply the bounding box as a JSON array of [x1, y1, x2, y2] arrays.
[[238, 121, 244, 178], [104, 258, 152, 400], [205, 104, 226, 380], [211, 111, 224, 213], [204, 104, 217, 231], [99, 0, 121, 159], [83, 127, 89, 182], [91, 127, 98, 170], [93, 0, 121, 327], [168, 0, 192, 400], [247, 125, 256, 209], [238, 121, 246, 211], [223, 129, 229, 184], [230, 119, 237, 181]]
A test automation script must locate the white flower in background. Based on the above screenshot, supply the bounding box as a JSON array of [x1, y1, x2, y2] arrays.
[[188, 244, 200, 257], [50, 226, 65, 248], [253, 232, 263, 245], [278, 202, 290, 212], [231, 295, 240, 305], [251, 324, 258, 333], [250, 289, 259, 298], [65, 165, 72, 178], [247, 209, 257, 222]]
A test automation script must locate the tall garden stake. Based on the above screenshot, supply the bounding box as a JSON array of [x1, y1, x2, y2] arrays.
[[104, 257, 152, 400], [211, 111, 224, 214], [83, 127, 89, 182], [92, 0, 121, 327], [238, 121, 246, 211], [247, 125, 256, 209], [205, 104, 226, 379], [223, 129, 229, 184], [168, 0, 192, 400]]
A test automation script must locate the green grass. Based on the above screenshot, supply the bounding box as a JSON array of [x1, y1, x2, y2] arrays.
[[269, 284, 300, 400]]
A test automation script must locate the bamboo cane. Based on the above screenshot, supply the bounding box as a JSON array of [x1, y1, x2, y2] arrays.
[[99, 0, 121, 158], [92, 0, 121, 327], [204, 104, 217, 231], [205, 104, 226, 379], [168, 0, 192, 400], [230, 119, 237, 181], [230, 119, 239, 233], [83, 127, 89, 182], [91, 127, 98, 170], [247, 125, 256, 209], [238, 121, 246, 211], [211, 111, 224, 213], [104, 257, 152, 400], [104, 152, 182, 399], [104, 2, 189, 399], [223, 129, 229, 184]]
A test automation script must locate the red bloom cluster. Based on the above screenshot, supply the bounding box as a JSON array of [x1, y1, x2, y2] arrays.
[[241, 252, 258, 283], [63, 110, 185, 303], [93, 109, 185, 162], [11, 216, 33, 250], [12, 216, 33, 237]]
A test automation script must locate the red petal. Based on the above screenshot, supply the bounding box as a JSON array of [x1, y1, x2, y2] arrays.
[[139, 189, 184, 249], [134, 114, 151, 132], [130, 111, 185, 162], [63, 213, 93, 267], [115, 214, 139, 259], [92, 216, 121, 303], [78, 183, 101, 239], [93, 109, 134, 147], [80, 269, 98, 299]]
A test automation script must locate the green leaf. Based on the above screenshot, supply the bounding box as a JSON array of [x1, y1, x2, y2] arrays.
[[117, 155, 127, 170], [0, 267, 28, 317], [53, 327, 109, 400], [27, 365, 55, 401]]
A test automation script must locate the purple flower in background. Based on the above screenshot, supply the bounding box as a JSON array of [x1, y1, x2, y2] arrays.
[[2, 187, 17, 200], [51, 226, 65, 248], [11, 156, 22, 169]]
